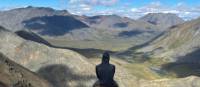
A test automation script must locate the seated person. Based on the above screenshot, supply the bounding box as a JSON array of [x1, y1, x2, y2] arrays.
[[94, 52, 118, 87]]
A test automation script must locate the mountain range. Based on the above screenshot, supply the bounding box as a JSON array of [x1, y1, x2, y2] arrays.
[[0, 6, 200, 87], [0, 6, 182, 39], [1, 26, 200, 87], [0, 6, 184, 51]]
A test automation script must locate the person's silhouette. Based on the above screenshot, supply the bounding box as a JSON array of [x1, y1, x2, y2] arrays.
[[94, 52, 118, 87]]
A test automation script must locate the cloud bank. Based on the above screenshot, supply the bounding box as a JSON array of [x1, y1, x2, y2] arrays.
[[61, 0, 200, 20]]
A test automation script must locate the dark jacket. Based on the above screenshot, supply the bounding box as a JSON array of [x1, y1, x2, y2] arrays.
[[95, 52, 117, 87]]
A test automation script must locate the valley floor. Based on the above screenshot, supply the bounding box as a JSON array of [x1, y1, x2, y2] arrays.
[[45, 38, 139, 51]]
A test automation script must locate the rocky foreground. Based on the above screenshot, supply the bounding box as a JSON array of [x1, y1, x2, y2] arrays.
[[0, 53, 52, 87]]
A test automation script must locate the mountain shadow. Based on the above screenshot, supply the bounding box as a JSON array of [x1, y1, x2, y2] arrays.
[[122, 31, 163, 51], [23, 15, 89, 36], [161, 48, 200, 78], [113, 22, 128, 28], [37, 64, 96, 87], [15, 29, 116, 59], [118, 30, 143, 37], [0, 26, 10, 32], [115, 31, 164, 61], [0, 26, 5, 30], [15, 30, 52, 46]]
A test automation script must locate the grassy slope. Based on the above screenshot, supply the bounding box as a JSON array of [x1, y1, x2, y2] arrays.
[[138, 18, 200, 58]]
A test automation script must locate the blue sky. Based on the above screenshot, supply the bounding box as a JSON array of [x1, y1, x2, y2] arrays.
[[0, 0, 200, 20]]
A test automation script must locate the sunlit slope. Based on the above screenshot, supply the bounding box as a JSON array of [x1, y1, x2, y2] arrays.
[[138, 17, 200, 61]]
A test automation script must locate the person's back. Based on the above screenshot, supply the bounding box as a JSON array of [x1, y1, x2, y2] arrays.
[[94, 52, 118, 87]]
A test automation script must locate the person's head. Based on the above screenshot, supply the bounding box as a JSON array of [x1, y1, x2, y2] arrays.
[[102, 52, 110, 64]]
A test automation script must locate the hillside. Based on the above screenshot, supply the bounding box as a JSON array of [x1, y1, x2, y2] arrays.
[[139, 13, 184, 30], [0, 27, 97, 87], [138, 17, 200, 61], [127, 17, 200, 78], [0, 26, 143, 87], [1, 24, 200, 87], [0, 52, 53, 87]]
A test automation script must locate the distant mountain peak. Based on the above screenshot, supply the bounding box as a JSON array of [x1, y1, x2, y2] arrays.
[[139, 13, 184, 29], [9, 6, 69, 14], [0, 6, 71, 31], [25, 5, 52, 10]]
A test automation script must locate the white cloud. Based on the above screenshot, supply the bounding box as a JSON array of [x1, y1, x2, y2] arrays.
[[126, 2, 200, 20], [60, 0, 200, 20], [131, 8, 137, 12], [60, 0, 118, 16], [82, 7, 91, 11], [0, 6, 26, 11], [80, 4, 92, 11], [67, 0, 118, 6]]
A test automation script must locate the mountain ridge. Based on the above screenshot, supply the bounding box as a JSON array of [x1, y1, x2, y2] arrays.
[[139, 13, 184, 30]]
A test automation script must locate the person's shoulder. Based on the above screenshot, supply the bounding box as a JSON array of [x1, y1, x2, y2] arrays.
[[96, 64, 101, 68], [110, 64, 115, 68]]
